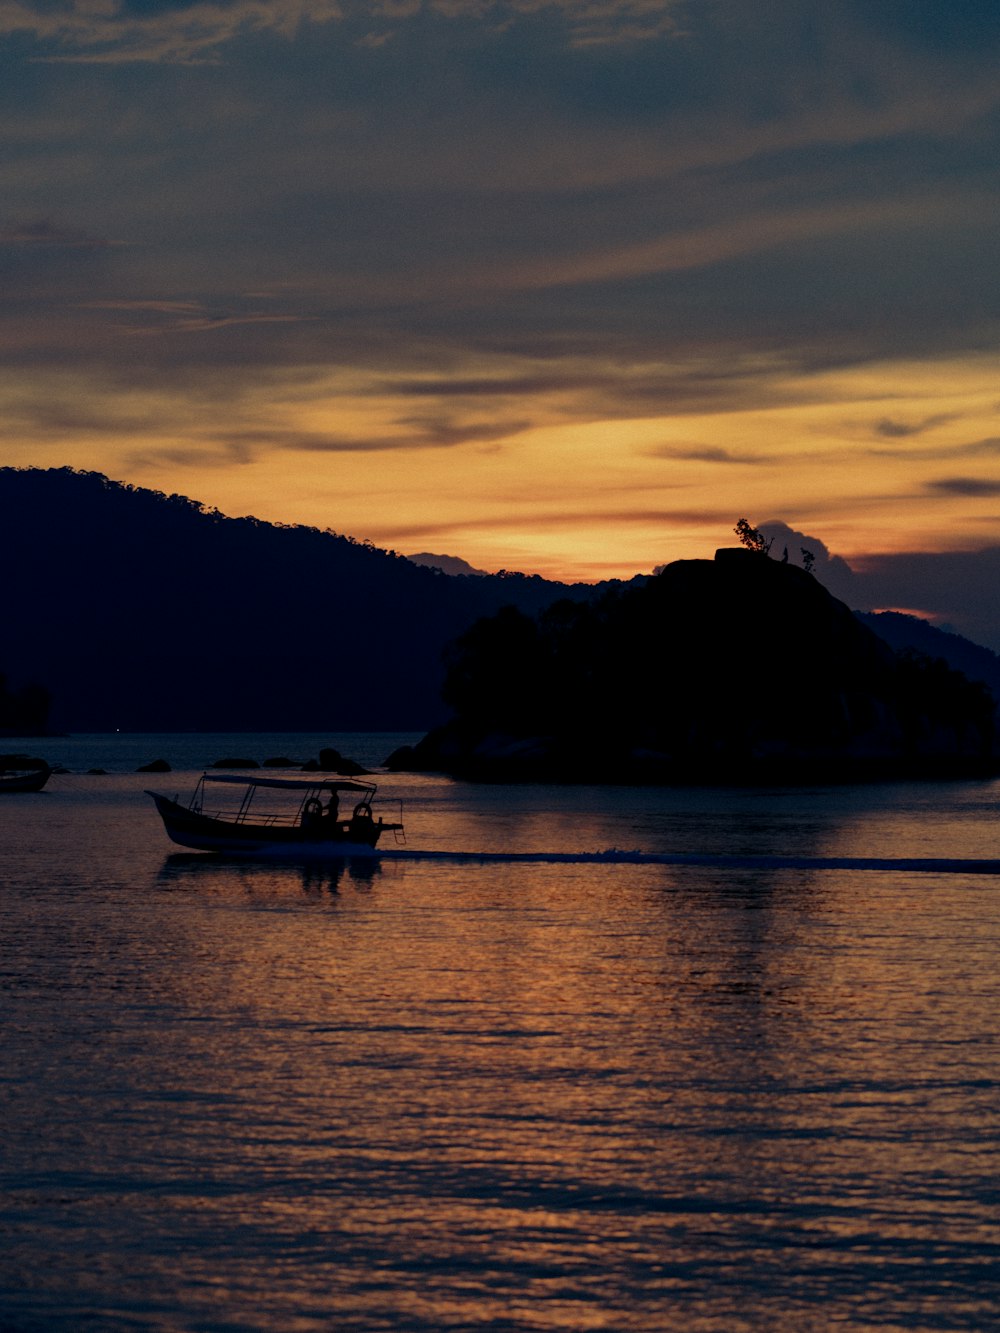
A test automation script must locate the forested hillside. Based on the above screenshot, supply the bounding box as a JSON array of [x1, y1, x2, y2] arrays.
[[1, 468, 599, 731], [391, 551, 1000, 782]]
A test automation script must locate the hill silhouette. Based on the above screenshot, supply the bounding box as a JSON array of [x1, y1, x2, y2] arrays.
[[6, 468, 997, 772], [0, 467, 603, 733], [389, 550, 999, 783], [857, 610, 1000, 703]]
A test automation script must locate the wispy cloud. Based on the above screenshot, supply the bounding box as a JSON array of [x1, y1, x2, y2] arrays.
[[927, 476, 1000, 497], [0, 220, 124, 248], [867, 435, 1000, 461], [276, 416, 532, 451], [645, 444, 777, 464], [17, 0, 345, 64], [81, 300, 312, 335], [125, 441, 257, 469], [377, 506, 730, 541], [874, 414, 958, 438], [117, 412, 533, 468], [7, 0, 687, 63]]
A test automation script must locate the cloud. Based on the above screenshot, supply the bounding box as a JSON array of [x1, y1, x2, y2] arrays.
[[753, 521, 1000, 655], [849, 545, 1000, 653], [5, 0, 1000, 382], [874, 413, 958, 438], [443, 0, 686, 47], [78, 297, 314, 333], [865, 434, 1000, 462], [395, 416, 532, 446], [378, 505, 726, 541], [125, 441, 256, 469], [0, 218, 125, 313], [926, 476, 1000, 497], [5, 396, 169, 439], [3, 0, 1000, 607], [756, 521, 859, 601], [14, 0, 345, 64], [7, 0, 686, 62], [382, 357, 819, 422], [82, 300, 204, 314], [0, 220, 123, 249], [118, 412, 535, 465], [646, 444, 777, 464], [283, 415, 532, 451]]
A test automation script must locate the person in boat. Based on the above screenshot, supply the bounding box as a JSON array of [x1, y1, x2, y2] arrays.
[[326, 792, 340, 824]]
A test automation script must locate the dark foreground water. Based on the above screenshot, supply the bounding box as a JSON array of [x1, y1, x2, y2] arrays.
[[3, 734, 1000, 1331]]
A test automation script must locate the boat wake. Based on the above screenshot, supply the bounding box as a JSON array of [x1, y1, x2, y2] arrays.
[[377, 848, 1000, 875]]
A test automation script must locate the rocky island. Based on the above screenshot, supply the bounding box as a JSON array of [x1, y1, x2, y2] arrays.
[[388, 549, 999, 784]]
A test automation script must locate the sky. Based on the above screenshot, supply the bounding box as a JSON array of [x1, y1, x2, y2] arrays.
[[4, 0, 1000, 643]]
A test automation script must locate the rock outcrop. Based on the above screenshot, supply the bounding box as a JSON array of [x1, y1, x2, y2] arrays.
[[387, 551, 999, 784]]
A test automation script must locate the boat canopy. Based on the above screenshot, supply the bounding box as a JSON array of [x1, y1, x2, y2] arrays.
[[202, 773, 374, 794]]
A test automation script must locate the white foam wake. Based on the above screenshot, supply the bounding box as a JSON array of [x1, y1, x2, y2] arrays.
[[376, 848, 1000, 874]]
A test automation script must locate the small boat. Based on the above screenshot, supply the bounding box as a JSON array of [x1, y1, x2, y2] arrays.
[[0, 762, 51, 793], [146, 772, 404, 855]]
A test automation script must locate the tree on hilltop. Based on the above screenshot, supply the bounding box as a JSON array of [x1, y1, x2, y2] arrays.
[[734, 518, 772, 555]]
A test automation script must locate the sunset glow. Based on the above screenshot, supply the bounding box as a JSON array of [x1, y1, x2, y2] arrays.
[[4, 351, 998, 585], [3, 0, 1000, 632]]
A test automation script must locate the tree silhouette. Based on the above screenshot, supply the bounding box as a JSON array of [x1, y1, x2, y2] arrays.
[[734, 518, 772, 555]]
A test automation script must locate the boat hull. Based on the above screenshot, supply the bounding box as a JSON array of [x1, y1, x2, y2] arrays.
[[0, 766, 50, 793], [147, 792, 396, 856]]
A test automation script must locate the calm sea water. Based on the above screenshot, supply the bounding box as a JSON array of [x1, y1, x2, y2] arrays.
[[3, 733, 1000, 1331]]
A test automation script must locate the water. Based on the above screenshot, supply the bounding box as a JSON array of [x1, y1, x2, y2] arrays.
[[3, 734, 1000, 1331]]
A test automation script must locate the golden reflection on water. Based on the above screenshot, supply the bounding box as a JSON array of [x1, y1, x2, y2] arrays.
[[3, 772, 1000, 1329]]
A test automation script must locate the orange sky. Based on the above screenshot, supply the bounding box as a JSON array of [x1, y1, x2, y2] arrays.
[[3, 350, 998, 583], [3, 0, 1000, 602]]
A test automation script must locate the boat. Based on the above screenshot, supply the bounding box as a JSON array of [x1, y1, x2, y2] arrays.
[[0, 762, 51, 793], [146, 772, 404, 855]]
